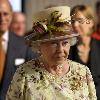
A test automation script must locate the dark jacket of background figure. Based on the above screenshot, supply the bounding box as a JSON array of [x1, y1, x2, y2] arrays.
[[69, 38, 100, 100], [0, 32, 38, 100]]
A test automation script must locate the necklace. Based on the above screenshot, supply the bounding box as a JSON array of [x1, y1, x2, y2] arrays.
[[39, 57, 69, 76], [55, 64, 63, 75], [57, 64, 63, 68]]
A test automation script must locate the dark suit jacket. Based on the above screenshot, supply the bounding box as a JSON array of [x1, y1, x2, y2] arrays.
[[0, 32, 38, 100], [69, 38, 100, 100]]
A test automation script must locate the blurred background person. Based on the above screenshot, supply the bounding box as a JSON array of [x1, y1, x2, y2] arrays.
[[0, 0, 37, 100], [69, 5, 100, 99], [92, 1, 100, 40], [10, 12, 26, 37], [96, 1, 100, 28]]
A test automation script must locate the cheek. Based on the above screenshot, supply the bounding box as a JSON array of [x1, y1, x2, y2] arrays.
[[73, 23, 82, 33], [21, 23, 25, 28], [81, 24, 91, 34], [40, 46, 55, 59], [7, 15, 12, 24], [48, 47, 56, 58], [64, 45, 70, 56], [75, 24, 86, 35]]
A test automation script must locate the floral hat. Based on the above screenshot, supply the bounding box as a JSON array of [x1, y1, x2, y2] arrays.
[[25, 6, 79, 46]]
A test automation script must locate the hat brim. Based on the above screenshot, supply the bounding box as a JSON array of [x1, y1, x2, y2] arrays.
[[32, 33, 79, 46]]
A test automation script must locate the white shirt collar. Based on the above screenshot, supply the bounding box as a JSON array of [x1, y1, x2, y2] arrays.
[[2, 31, 9, 53], [2, 31, 9, 42]]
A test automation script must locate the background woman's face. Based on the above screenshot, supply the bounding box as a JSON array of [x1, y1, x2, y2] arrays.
[[72, 11, 93, 36], [40, 39, 70, 66]]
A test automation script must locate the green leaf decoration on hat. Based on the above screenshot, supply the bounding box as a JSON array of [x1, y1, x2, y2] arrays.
[[50, 11, 62, 24], [28, 10, 70, 41], [47, 11, 67, 37]]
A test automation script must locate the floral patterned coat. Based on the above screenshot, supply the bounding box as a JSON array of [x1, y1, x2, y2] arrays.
[[6, 58, 97, 100]]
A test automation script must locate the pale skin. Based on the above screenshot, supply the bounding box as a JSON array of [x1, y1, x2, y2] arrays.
[[0, 0, 12, 37], [72, 11, 94, 63], [10, 12, 26, 36], [72, 11, 94, 36], [38, 38, 71, 76]]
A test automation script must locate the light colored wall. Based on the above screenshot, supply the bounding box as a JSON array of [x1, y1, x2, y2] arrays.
[[24, 0, 98, 31]]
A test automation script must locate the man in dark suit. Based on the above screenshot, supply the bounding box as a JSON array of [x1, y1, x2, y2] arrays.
[[0, 0, 37, 99]]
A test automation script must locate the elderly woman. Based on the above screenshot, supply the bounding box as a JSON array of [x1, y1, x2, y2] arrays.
[[6, 6, 97, 100]]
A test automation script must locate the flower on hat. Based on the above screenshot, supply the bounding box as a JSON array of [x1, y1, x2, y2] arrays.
[[25, 10, 72, 41], [25, 6, 79, 45]]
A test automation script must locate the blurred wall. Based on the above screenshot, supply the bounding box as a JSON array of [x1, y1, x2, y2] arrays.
[[24, 0, 98, 31], [9, 0, 22, 11]]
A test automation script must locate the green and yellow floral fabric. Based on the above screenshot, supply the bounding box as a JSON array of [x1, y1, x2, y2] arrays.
[[6, 58, 97, 100]]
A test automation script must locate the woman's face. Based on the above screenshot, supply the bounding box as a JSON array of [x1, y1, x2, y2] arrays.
[[39, 39, 70, 66], [72, 11, 94, 36]]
